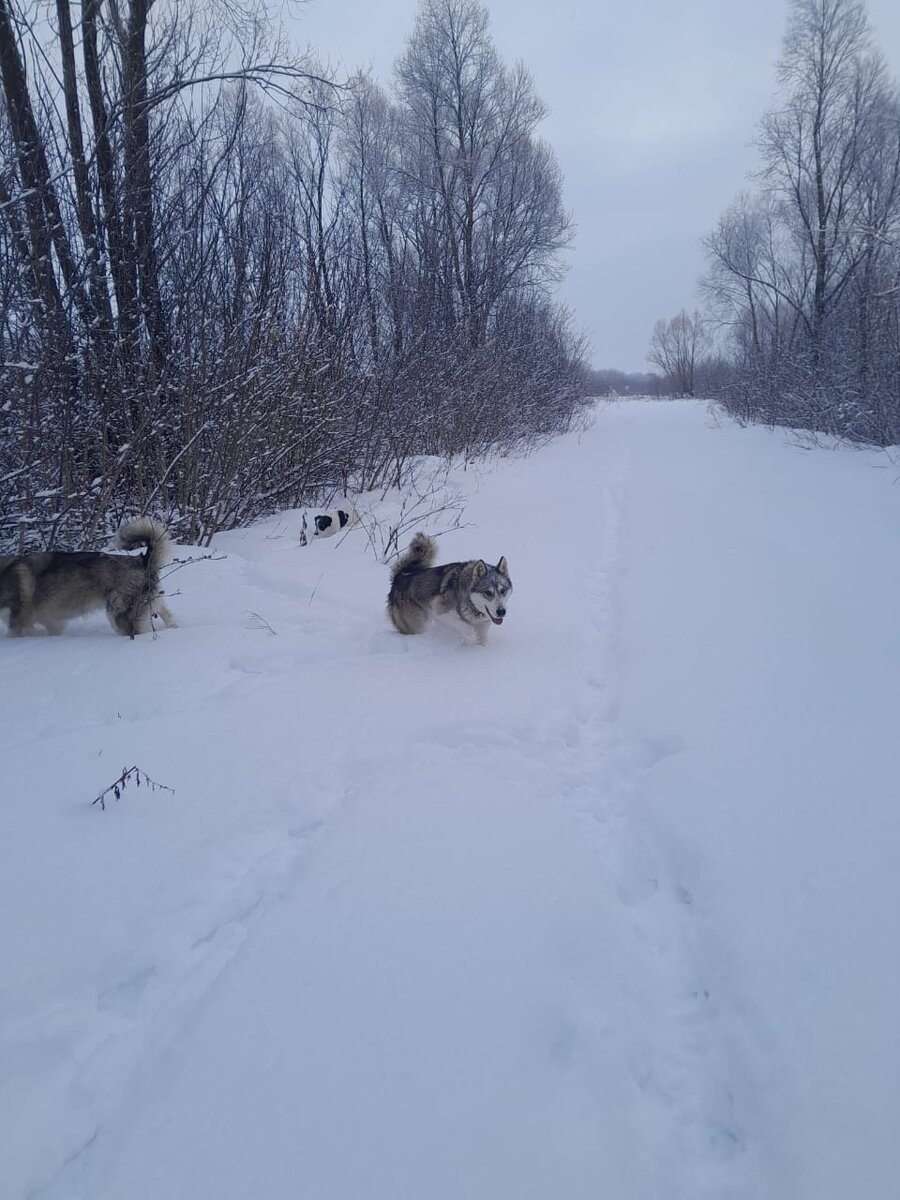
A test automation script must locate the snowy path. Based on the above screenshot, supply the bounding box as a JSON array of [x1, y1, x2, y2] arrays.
[[2, 402, 898, 1198], [614, 403, 900, 1199]]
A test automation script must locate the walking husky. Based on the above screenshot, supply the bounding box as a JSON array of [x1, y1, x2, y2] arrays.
[[387, 532, 512, 645], [0, 518, 176, 638]]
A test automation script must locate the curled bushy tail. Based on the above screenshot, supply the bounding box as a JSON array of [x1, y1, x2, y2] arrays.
[[115, 518, 173, 578], [390, 531, 438, 580]]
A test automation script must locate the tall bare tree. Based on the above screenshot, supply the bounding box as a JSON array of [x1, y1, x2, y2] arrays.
[[395, 0, 572, 349], [647, 310, 710, 397], [760, 0, 887, 359], [701, 0, 900, 443]]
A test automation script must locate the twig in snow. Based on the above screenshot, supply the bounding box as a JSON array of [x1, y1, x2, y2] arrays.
[[92, 765, 175, 811], [247, 610, 277, 635], [161, 552, 226, 580], [308, 570, 324, 606]]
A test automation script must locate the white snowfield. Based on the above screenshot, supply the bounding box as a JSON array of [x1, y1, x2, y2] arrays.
[[1, 400, 898, 1199]]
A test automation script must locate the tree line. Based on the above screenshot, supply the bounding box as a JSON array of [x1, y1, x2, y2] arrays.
[[0, 0, 585, 551], [649, 0, 900, 446]]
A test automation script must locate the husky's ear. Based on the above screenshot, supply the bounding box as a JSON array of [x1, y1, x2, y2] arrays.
[[472, 559, 487, 579], [497, 556, 508, 575]]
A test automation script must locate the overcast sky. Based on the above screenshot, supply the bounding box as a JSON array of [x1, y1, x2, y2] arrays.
[[293, 1, 900, 373]]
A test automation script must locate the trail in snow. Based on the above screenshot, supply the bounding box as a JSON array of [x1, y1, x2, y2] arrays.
[[613, 402, 900, 1200]]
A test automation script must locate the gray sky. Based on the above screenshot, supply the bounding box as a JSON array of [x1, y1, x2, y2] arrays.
[[294, 1, 900, 373]]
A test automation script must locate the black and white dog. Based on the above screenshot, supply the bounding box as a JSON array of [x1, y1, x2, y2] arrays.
[[312, 503, 358, 539]]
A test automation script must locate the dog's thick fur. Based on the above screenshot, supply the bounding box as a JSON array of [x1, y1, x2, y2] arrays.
[[0, 518, 176, 638], [387, 532, 511, 645]]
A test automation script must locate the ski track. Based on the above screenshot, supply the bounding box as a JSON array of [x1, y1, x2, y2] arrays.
[[4, 410, 786, 1198]]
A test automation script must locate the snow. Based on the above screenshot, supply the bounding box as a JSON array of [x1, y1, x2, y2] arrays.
[[1, 399, 898, 1198]]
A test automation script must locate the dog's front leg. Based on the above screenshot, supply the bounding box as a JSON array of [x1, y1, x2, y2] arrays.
[[7, 611, 36, 636]]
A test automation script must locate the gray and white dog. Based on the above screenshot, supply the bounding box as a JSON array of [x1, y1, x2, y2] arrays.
[[387, 532, 511, 645], [0, 518, 176, 638]]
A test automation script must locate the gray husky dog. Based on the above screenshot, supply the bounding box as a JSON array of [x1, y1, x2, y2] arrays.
[[387, 532, 512, 645], [0, 518, 176, 638]]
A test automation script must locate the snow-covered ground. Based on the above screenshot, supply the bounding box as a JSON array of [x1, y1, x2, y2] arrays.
[[1, 400, 898, 1199]]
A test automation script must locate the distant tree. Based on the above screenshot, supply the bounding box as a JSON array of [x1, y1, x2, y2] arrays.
[[701, 0, 900, 443], [580, 367, 666, 398], [647, 310, 710, 396], [760, 0, 885, 362], [395, 0, 572, 349]]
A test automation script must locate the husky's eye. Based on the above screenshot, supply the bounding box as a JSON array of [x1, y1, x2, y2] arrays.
[[484, 588, 495, 597]]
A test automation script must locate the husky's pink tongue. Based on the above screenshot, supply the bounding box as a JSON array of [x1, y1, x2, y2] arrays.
[[490, 615, 504, 625]]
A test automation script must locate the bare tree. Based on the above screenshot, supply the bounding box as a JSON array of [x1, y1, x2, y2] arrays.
[[395, 0, 572, 349], [0, 0, 586, 551], [0, 0, 335, 546], [701, 0, 900, 443], [760, 0, 882, 359], [647, 310, 710, 397]]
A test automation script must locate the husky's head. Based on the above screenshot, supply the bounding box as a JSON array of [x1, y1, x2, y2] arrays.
[[471, 557, 512, 625]]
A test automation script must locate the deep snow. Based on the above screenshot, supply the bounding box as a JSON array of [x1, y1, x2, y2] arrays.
[[1, 400, 897, 1199]]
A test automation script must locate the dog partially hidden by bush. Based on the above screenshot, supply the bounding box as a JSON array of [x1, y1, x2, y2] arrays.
[[0, 518, 176, 638], [312, 502, 358, 539]]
